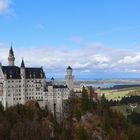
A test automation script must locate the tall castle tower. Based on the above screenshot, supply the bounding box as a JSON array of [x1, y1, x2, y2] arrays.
[[8, 45, 15, 66], [65, 66, 74, 91], [20, 58, 26, 104]]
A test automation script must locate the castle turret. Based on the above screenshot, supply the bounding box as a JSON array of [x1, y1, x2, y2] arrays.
[[20, 58, 25, 104], [51, 77, 55, 85], [8, 45, 15, 66], [20, 58, 25, 78], [65, 66, 74, 91]]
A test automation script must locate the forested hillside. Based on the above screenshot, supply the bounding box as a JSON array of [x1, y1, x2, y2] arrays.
[[0, 87, 139, 140]]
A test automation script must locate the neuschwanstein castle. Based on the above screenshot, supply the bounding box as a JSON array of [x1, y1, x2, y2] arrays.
[[0, 46, 78, 120]]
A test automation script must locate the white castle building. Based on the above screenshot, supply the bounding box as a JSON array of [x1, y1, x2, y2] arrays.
[[0, 46, 75, 120]]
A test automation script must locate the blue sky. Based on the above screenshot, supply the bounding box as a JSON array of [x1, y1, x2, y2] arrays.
[[1, 0, 140, 79]]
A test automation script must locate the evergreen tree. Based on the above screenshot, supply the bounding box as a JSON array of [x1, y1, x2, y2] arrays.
[[81, 86, 89, 114], [101, 94, 110, 109]]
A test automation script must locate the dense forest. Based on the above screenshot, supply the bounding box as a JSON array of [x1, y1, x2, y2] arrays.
[[108, 95, 140, 106], [0, 87, 139, 140]]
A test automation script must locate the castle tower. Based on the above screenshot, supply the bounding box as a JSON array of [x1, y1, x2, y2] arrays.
[[51, 77, 55, 85], [8, 45, 15, 66], [20, 58, 25, 104], [20, 58, 25, 75], [65, 66, 74, 91]]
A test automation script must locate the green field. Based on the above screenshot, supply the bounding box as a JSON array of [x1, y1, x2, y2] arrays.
[[97, 87, 140, 116], [100, 87, 140, 101]]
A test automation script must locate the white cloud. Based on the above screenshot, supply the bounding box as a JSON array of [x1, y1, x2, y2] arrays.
[[0, 42, 112, 72], [1, 41, 140, 78], [123, 69, 140, 73], [118, 54, 140, 64], [0, 0, 9, 11], [89, 54, 110, 63], [0, 0, 14, 16]]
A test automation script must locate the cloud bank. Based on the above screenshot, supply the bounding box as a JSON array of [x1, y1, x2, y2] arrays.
[[1, 41, 140, 79]]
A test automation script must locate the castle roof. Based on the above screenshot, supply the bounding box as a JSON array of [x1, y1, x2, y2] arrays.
[[51, 77, 54, 80], [25, 67, 45, 79], [1, 66, 45, 79], [21, 59, 25, 68], [67, 66, 72, 70], [9, 46, 14, 56], [2, 66, 20, 79]]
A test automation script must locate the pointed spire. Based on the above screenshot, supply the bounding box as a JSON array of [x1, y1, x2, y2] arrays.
[[8, 43, 15, 66], [21, 58, 25, 68], [67, 66, 72, 70], [51, 77, 54, 81], [51, 77, 55, 85], [9, 42, 14, 56]]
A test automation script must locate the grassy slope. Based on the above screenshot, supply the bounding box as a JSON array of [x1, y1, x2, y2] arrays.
[[99, 87, 140, 116], [100, 87, 140, 100]]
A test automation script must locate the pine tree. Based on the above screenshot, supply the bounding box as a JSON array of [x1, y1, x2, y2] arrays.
[[81, 86, 89, 114]]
